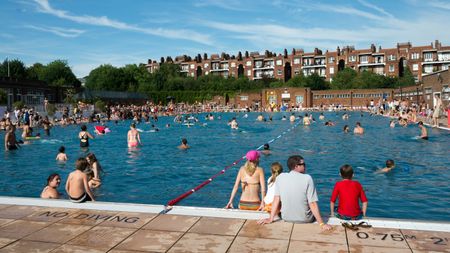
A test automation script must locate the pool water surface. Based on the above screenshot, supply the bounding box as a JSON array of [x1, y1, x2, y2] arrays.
[[0, 112, 449, 221]]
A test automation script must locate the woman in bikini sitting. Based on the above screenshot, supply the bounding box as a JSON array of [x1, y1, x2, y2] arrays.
[[226, 150, 266, 211], [127, 123, 141, 148]]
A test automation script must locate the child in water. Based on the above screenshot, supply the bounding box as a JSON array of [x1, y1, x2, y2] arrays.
[[55, 146, 68, 162], [330, 164, 368, 220], [378, 159, 395, 173]]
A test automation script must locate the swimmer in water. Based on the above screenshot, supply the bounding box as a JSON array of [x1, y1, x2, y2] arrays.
[[303, 113, 311, 125], [127, 123, 142, 148], [353, 122, 364, 134], [342, 113, 349, 120], [261, 143, 271, 155], [418, 121, 428, 140], [377, 159, 395, 173], [41, 173, 61, 199], [178, 138, 190, 149], [56, 146, 68, 162], [343, 125, 350, 133], [289, 114, 296, 122], [228, 117, 239, 130], [319, 113, 325, 120], [257, 114, 265, 121], [390, 120, 395, 128]]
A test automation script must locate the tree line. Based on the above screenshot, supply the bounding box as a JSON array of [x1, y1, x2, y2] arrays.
[[1, 58, 416, 104], [0, 59, 80, 87]]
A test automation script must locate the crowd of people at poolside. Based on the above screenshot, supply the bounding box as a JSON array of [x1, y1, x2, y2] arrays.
[[1, 94, 447, 230]]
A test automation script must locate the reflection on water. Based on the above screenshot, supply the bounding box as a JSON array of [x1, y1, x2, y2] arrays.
[[0, 112, 449, 221]]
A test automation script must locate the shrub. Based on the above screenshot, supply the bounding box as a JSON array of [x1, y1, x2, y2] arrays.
[[13, 100, 25, 110], [94, 100, 106, 112]]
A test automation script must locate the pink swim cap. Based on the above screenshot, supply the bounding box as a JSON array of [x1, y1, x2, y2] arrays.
[[246, 150, 260, 162]]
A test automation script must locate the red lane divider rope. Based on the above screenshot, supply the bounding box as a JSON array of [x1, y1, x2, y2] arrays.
[[166, 122, 301, 207], [167, 156, 245, 206]]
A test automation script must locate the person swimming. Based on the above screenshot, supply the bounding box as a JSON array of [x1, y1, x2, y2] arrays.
[[178, 138, 190, 149]]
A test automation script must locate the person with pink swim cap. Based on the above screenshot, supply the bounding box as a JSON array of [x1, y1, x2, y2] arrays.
[[225, 150, 266, 211]]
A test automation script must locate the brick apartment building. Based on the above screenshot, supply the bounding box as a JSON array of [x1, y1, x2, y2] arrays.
[[223, 69, 450, 110], [146, 40, 450, 83]]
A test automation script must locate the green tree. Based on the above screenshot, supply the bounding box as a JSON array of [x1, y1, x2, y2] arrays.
[[331, 67, 357, 89], [26, 63, 45, 80], [397, 67, 415, 87], [0, 89, 7, 104], [304, 73, 329, 90], [286, 74, 307, 87], [0, 59, 27, 79], [86, 64, 129, 91], [350, 70, 385, 89], [41, 60, 80, 87]]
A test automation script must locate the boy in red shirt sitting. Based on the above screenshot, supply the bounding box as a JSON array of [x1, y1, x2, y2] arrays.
[[330, 164, 368, 220]]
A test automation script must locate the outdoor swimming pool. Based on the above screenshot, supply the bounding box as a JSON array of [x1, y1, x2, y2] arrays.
[[0, 112, 449, 221]]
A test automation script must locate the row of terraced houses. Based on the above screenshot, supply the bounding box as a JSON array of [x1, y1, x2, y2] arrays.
[[146, 40, 450, 83]]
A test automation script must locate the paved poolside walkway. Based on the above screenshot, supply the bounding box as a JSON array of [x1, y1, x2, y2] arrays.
[[0, 201, 449, 253]]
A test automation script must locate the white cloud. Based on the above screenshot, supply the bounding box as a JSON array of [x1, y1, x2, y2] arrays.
[[356, 0, 394, 18], [193, 0, 245, 11], [33, 0, 212, 45], [24, 25, 85, 38], [312, 3, 386, 22], [428, 0, 450, 10]]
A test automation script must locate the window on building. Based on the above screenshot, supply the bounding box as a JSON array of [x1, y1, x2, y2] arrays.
[[389, 65, 395, 72], [204, 63, 209, 68], [438, 53, 450, 61], [277, 69, 282, 75], [231, 62, 236, 68], [240, 96, 248, 101], [374, 67, 384, 75], [411, 53, 420, 60], [303, 58, 312, 66], [412, 64, 419, 71], [246, 61, 252, 67], [349, 55, 356, 62], [330, 67, 334, 74], [255, 61, 263, 68], [424, 52, 433, 62], [388, 55, 396, 61], [247, 70, 251, 76], [276, 60, 282, 66], [190, 64, 195, 69], [294, 58, 300, 64], [359, 55, 368, 63], [374, 56, 384, 63], [424, 65, 433, 73], [191, 72, 194, 77], [328, 57, 335, 64]]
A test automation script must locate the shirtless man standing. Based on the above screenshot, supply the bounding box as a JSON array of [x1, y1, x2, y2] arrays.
[[127, 123, 141, 148], [4, 125, 19, 151], [354, 122, 364, 134], [65, 158, 95, 203]]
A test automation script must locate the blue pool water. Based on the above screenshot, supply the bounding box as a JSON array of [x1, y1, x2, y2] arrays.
[[0, 112, 449, 221]]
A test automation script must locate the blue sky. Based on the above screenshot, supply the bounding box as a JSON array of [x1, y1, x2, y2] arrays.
[[1, 0, 449, 77]]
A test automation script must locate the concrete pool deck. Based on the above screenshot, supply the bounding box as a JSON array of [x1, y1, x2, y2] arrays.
[[0, 197, 448, 252]]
